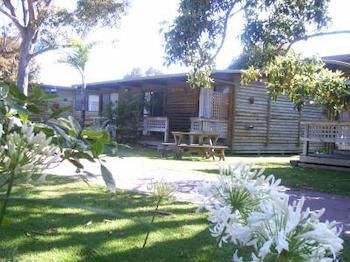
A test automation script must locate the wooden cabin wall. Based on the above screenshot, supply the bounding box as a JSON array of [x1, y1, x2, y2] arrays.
[[32, 88, 75, 122], [231, 83, 327, 153], [165, 85, 199, 132]]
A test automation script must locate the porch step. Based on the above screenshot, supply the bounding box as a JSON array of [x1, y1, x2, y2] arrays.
[[334, 149, 350, 157], [292, 160, 350, 172]]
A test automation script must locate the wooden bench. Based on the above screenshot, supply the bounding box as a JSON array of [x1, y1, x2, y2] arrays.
[[158, 143, 177, 158], [176, 144, 228, 160], [159, 143, 228, 160]]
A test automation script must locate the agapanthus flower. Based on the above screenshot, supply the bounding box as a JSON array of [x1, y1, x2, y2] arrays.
[[196, 162, 344, 261]]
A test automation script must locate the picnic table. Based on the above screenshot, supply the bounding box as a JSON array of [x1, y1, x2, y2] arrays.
[[160, 131, 228, 160]]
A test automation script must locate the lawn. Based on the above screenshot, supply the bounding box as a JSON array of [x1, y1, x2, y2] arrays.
[[1, 176, 349, 262], [1, 146, 350, 261], [0, 177, 234, 261]]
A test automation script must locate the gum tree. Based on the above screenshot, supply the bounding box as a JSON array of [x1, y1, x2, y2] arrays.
[[164, 0, 350, 111], [0, 0, 128, 94]]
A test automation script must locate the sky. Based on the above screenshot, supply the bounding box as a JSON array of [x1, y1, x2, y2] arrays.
[[34, 0, 350, 86]]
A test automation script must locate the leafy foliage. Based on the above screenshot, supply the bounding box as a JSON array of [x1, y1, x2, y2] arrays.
[[102, 93, 144, 142], [0, 80, 117, 226], [0, 0, 128, 92], [165, 0, 350, 111], [242, 52, 350, 112], [165, 0, 330, 71]]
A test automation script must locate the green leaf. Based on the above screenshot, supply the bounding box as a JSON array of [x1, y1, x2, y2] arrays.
[[18, 112, 29, 122], [68, 116, 81, 136], [91, 140, 104, 157], [34, 125, 55, 137], [31, 86, 45, 99], [26, 104, 41, 114], [82, 129, 104, 140], [49, 106, 72, 119], [68, 158, 84, 169], [100, 164, 116, 193], [9, 85, 26, 101], [0, 216, 10, 226]]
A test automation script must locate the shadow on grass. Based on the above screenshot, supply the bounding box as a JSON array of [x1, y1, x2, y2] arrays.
[[0, 176, 233, 261]]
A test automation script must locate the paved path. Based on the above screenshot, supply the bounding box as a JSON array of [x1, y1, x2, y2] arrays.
[[51, 156, 350, 236]]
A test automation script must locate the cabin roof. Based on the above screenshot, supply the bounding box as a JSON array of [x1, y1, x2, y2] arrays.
[[322, 54, 350, 74], [78, 70, 241, 91], [41, 84, 75, 92]]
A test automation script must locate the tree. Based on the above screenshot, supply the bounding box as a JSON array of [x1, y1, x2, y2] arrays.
[[164, 0, 350, 110], [60, 39, 93, 128], [123, 67, 143, 79], [0, 0, 128, 94], [0, 24, 40, 82], [242, 52, 350, 112], [145, 67, 163, 76]]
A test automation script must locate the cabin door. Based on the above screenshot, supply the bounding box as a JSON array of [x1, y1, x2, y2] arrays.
[[144, 91, 165, 117]]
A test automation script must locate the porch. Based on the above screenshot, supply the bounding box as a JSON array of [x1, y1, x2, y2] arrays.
[[80, 72, 235, 147], [295, 121, 350, 170]]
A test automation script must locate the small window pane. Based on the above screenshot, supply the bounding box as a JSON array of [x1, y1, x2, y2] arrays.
[[88, 95, 100, 112]]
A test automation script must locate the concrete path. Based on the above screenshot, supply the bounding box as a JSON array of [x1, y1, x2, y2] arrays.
[[50, 156, 350, 236]]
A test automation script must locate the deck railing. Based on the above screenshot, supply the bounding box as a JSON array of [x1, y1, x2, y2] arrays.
[[143, 116, 169, 142], [190, 117, 228, 139], [301, 121, 350, 154]]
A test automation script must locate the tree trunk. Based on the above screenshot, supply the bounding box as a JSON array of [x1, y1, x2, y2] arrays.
[[17, 30, 33, 95], [81, 74, 87, 128]]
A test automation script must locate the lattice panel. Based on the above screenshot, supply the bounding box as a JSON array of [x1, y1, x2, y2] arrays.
[[190, 118, 228, 139], [211, 92, 229, 119], [337, 125, 350, 150], [144, 117, 168, 131], [307, 123, 350, 149]]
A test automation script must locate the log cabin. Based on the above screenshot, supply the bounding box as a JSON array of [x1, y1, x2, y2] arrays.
[[47, 70, 336, 155]]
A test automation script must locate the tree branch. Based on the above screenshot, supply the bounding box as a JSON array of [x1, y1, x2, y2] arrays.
[[30, 44, 72, 58], [286, 30, 350, 53], [27, 0, 36, 24], [21, 0, 28, 26], [211, 2, 237, 62], [3, 0, 16, 18], [0, 7, 24, 31]]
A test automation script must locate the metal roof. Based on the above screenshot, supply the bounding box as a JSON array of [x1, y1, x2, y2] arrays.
[[80, 70, 241, 90]]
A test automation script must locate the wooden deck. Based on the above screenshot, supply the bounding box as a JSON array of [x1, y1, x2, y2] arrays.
[[296, 121, 350, 171]]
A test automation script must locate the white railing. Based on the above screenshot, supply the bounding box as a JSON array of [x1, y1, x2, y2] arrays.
[[143, 116, 169, 142], [302, 121, 350, 153], [190, 117, 228, 139]]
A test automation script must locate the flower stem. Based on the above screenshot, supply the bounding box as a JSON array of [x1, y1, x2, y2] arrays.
[[0, 171, 15, 227], [142, 197, 162, 248], [210, 222, 228, 260]]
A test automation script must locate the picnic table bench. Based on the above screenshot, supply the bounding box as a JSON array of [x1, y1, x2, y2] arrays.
[[159, 132, 228, 160]]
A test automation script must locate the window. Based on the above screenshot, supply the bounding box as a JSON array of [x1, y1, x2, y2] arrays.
[[110, 93, 119, 109], [88, 95, 100, 112]]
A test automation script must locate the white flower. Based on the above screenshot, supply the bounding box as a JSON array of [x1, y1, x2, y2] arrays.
[[196, 162, 344, 261], [8, 116, 22, 130], [0, 124, 3, 137], [232, 250, 243, 262], [258, 239, 272, 258]]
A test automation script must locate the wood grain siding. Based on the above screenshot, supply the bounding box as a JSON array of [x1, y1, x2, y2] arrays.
[[165, 86, 199, 132], [232, 83, 326, 153]]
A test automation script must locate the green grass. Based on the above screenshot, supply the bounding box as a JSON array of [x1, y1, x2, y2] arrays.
[[263, 162, 350, 196], [0, 176, 234, 261], [1, 176, 349, 261], [2, 146, 349, 261]]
